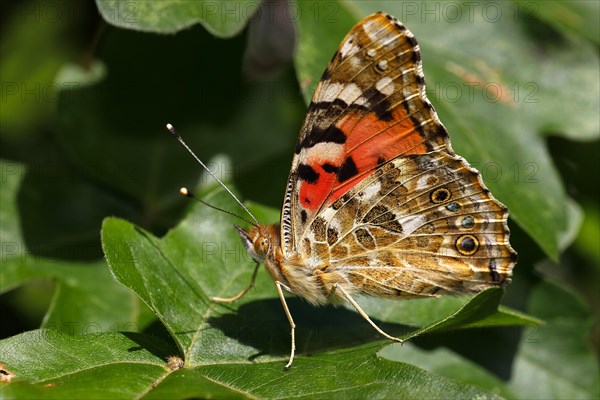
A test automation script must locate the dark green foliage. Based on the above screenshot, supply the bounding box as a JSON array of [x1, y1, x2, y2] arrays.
[[1, 1, 598, 398]]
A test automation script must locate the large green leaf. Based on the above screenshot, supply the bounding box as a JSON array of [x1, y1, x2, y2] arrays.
[[0, 160, 146, 335], [294, 1, 599, 259], [0, 331, 502, 399], [385, 279, 600, 400], [506, 280, 600, 399], [96, 0, 260, 37], [380, 344, 516, 398], [0, 330, 176, 397]]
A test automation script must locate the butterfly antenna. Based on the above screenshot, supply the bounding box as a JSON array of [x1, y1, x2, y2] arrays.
[[166, 123, 259, 227], [179, 187, 257, 227]]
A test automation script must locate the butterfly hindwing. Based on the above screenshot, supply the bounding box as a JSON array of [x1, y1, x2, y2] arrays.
[[309, 152, 516, 297]]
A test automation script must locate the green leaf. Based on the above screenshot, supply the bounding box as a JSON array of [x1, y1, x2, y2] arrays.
[[101, 188, 280, 364], [506, 280, 600, 399], [295, 1, 599, 259], [1, 258, 143, 335], [96, 0, 260, 37], [0, 159, 147, 335], [0, 331, 500, 399], [380, 344, 516, 398], [391, 279, 600, 399], [355, 287, 540, 338], [0, 330, 176, 397], [379, 282, 600, 399], [187, 343, 504, 400]]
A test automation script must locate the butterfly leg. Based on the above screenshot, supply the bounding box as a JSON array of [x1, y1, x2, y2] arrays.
[[275, 280, 296, 370], [332, 284, 404, 344], [212, 262, 260, 303]]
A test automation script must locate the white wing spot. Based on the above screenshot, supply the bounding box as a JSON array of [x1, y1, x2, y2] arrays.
[[375, 77, 394, 96], [399, 214, 427, 235], [340, 36, 361, 58], [303, 142, 344, 165], [354, 95, 371, 106], [338, 83, 363, 104], [361, 180, 382, 200], [362, 19, 381, 41], [319, 82, 358, 103], [320, 82, 370, 106]]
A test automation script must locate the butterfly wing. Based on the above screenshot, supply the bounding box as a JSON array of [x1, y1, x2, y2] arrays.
[[280, 12, 515, 295], [317, 152, 516, 297], [282, 13, 448, 254]]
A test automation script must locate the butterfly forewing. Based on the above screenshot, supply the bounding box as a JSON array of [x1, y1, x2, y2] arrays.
[[283, 13, 450, 254], [280, 13, 516, 297]]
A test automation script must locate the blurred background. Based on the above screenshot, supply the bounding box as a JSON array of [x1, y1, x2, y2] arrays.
[[1, 0, 598, 372]]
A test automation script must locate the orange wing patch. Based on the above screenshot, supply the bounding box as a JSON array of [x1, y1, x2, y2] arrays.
[[299, 107, 429, 210], [343, 108, 428, 158], [330, 108, 429, 203]]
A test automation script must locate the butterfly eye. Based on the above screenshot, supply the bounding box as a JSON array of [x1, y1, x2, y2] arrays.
[[259, 237, 270, 254]]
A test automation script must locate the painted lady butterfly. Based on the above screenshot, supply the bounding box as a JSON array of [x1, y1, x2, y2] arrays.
[[173, 12, 517, 369]]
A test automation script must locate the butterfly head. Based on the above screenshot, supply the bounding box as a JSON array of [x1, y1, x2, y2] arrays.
[[235, 224, 278, 264]]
